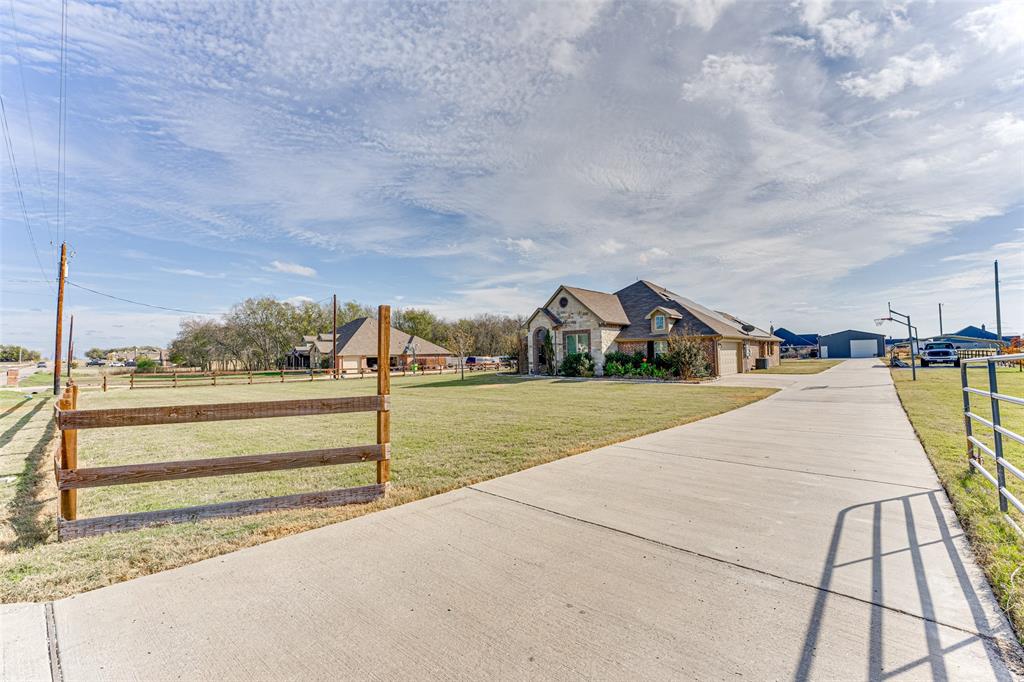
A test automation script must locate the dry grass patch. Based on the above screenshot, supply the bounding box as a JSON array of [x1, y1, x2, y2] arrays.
[[1, 372, 773, 602]]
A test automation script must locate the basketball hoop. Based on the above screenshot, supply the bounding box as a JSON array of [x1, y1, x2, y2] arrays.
[[874, 317, 890, 327]]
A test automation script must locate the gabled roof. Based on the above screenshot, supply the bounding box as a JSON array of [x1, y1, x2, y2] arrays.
[[557, 286, 630, 326], [614, 280, 779, 341], [326, 317, 453, 357], [773, 327, 818, 347], [946, 325, 1016, 342], [645, 305, 683, 320]]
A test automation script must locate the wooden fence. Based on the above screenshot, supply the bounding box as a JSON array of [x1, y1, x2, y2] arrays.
[[52, 305, 394, 540], [88, 364, 498, 391]]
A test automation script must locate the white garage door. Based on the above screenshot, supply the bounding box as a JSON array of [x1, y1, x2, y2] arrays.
[[718, 341, 740, 375], [850, 339, 877, 358]]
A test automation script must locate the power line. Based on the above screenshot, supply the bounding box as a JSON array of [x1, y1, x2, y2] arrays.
[[7, 0, 56, 254], [0, 93, 55, 292], [66, 280, 220, 315]]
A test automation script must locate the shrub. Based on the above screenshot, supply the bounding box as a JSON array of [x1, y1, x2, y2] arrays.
[[663, 335, 712, 379], [136, 357, 157, 372], [604, 360, 627, 376], [542, 334, 556, 375], [560, 352, 595, 377]]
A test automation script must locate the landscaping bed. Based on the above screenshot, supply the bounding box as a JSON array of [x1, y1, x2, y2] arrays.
[[1, 371, 773, 602], [892, 366, 1024, 638]]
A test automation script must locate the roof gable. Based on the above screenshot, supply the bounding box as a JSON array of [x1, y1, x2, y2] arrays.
[[542, 285, 630, 326], [328, 318, 453, 356]]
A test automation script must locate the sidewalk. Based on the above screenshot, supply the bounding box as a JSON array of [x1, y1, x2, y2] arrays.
[[3, 359, 1020, 680]]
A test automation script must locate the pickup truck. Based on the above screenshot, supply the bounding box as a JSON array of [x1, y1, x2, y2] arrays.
[[920, 342, 960, 367]]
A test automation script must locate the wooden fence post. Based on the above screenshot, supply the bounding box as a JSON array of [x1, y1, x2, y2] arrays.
[[281, 369, 285, 383], [212, 372, 217, 386], [377, 305, 391, 488], [60, 385, 80, 520], [248, 371, 252, 385], [130, 373, 134, 390], [102, 374, 107, 393], [173, 372, 178, 388]]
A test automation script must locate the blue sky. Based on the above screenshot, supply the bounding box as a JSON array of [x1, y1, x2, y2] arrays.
[[1, 0, 1021, 354]]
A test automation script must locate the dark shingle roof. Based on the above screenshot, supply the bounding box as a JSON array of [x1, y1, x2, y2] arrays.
[[613, 281, 778, 341], [325, 318, 453, 357]]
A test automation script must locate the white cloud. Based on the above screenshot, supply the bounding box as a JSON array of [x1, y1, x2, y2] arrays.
[[771, 35, 817, 51], [995, 69, 1024, 91], [794, 0, 832, 28], [984, 113, 1024, 146], [598, 239, 625, 255], [265, 260, 317, 277], [502, 237, 539, 255], [817, 10, 878, 58], [957, 0, 1024, 53], [283, 295, 315, 306], [638, 247, 671, 264], [682, 54, 776, 103], [887, 108, 920, 120], [669, 0, 737, 31], [157, 267, 226, 279], [839, 45, 958, 100], [549, 40, 584, 76]]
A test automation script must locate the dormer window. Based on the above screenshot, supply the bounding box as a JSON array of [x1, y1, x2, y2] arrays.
[[654, 315, 666, 330]]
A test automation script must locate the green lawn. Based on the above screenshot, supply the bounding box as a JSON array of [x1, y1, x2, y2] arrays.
[[0, 372, 773, 602], [751, 358, 842, 374], [892, 366, 1024, 637]]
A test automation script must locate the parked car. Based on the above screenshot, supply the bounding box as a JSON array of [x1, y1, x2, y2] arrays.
[[36, 361, 47, 368], [86, 358, 106, 367], [124, 360, 137, 367], [109, 361, 125, 367], [920, 341, 960, 367]]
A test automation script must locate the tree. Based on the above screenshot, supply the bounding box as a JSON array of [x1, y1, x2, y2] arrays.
[[393, 308, 443, 345], [0, 345, 41, 362], [85, 348, 107, 360], [136, 356, 157, 372], [446, 323, 476, 380]]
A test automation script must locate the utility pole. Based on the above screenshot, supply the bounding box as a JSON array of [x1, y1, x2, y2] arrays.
[[995, 260, 1003, 345], [53, 242, 67, 395], [332, 294, 338, 379], [66, 314, 74, 381], [938, 303, 943, 336]]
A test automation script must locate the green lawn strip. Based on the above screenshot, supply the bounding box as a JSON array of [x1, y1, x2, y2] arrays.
[[891, 367, 1024, 638], [751, 359, 842, 374], [0, 372, 773, 602]]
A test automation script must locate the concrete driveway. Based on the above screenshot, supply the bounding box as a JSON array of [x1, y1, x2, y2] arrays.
[[4, 359, 1021, 680]]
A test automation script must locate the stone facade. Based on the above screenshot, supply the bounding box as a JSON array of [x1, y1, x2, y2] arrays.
[[527, 288, 619, 376]]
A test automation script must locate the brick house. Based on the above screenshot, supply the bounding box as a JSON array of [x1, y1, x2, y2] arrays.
[[525, 280, 781, 377]]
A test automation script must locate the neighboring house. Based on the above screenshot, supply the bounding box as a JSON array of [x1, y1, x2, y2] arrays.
[[933, 325, 1020, 349], [288, 317, 453, 372], [106, 347, 169, 366], [773, 327, 819, 350], [817, 330, 885, 358], [525, 280, 781, 377]]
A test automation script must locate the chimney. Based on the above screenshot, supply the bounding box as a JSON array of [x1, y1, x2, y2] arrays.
[[982, 324, 986, 332]]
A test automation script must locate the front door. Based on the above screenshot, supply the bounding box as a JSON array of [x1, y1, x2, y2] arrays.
[[534, 328, 549, 373]]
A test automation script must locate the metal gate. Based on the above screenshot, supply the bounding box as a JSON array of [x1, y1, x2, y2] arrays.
[[961, 352, 1024, 535]]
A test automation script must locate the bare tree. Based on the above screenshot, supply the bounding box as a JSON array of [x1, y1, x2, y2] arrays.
[[446, 323, 475, 380]]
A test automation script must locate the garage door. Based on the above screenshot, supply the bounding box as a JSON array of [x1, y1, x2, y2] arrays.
[[850, 339, 877, 358], [718, 341, 740, 375]]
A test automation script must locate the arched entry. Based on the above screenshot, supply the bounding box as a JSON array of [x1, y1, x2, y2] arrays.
[[534, 328, 549, 373]]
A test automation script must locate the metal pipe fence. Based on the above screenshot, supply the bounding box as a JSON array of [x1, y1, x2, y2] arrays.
[[961, 352, 1024, 535]]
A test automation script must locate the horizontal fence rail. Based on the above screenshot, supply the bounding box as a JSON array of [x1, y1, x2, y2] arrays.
[[57, 395, 387, 429], [961, 352, 1024, 536], [52, 305, 395, 540]]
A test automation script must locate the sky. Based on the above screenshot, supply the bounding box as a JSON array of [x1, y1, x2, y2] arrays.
[[1, 0, 1022, 355]]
